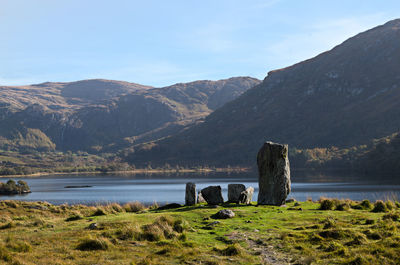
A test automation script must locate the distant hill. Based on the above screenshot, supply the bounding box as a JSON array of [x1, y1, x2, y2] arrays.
[[0, 77, 260, 152], [126, 19, 400, 167], [0, 79, 152, 112]]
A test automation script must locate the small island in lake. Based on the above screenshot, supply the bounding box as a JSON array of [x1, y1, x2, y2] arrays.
[[0, 179, 31, 195], [64, 185, 93, 189]]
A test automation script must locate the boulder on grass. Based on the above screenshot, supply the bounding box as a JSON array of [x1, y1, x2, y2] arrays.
[[201, 186, 224, 205], [228, 184, 246, 203], [212, 209, 235, 219]]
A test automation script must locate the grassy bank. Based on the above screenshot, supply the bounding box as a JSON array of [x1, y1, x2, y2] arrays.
[[0, 199, 399, 264]]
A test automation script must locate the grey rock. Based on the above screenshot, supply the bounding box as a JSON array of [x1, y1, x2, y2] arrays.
[[213, 209, 235, 219], [239, 186, 254, 204], [228, 184, 246, 203], [185, 182, 197, 206], [286, 198, 296, 203], [88, 223, 98, 230], [201, 186, 224, 205], [257, 141, 291, 206], [207, 221, 220, 227], [197, 192, 206, 203]]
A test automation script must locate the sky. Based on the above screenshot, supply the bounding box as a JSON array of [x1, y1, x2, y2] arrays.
[[0, 0, 399, 87]]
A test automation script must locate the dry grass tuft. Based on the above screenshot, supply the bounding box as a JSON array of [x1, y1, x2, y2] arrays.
[[76, 237, 109, 251], [6, 240, 32, 253], [371, 200, 388, 213], [136, 216, 186, 242], [214, 243, 243, 256], [123, 201, 146, 213], [65, 214, 83, 222], [115, 225, 138, 241], [91, 208, 106, 216]]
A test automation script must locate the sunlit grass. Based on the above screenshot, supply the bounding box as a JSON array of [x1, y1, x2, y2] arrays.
[[0, 199, 399, 264]]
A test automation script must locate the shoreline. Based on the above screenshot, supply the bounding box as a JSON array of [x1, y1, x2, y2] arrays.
[[0, 167, 252, 178]]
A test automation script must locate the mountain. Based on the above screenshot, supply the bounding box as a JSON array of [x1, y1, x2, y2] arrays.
[[57, 77, 260, 151], [0, 77, 260, 153], [0, 79, 152, 112], [126, 19, 400, 167]]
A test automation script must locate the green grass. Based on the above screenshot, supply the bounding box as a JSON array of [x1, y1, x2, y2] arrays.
[[0, 199, 400, 264]]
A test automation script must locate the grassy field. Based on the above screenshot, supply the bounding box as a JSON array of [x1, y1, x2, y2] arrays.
[[0, 199, 399, 265]]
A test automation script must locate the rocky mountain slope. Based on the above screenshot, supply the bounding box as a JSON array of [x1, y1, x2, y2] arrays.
[[0, 77, 260, 152], [126, 19, 400, 167]]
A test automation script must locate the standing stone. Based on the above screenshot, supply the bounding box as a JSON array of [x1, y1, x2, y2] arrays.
[[201, 186, 224, 205], [185, 182, 197, 206], [239, 186, 254, 204], [197, 192, 206, 203], [228, 184, 246, 203], [257, 141, 291, 206]]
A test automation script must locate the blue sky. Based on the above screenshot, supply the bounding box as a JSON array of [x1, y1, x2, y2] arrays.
[[0, 0, 399, 87]]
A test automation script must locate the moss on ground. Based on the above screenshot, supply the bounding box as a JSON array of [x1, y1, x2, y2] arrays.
[[0, 199, 399, 264]]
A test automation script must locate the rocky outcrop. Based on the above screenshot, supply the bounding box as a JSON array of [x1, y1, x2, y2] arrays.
[[185, 182, 197, 206], [228, 184, 246, 203], [239, 186, 254, 205], [257, 142, 291, 205], [201, 186, 224, 205]]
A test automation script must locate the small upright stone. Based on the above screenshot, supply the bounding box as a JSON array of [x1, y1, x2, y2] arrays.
[[239, 186, 254, 204], [228, 184, 246, 203], [257, 141, 291, 206], [197, 192, 205, 203], [201, 186, 224, 205], [185, 182, 197, 206]]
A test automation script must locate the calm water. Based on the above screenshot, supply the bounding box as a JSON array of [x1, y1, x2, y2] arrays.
[[1, 171, 400, 205]]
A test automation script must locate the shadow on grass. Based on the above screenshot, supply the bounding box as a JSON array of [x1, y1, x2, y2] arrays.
[[151, 202, 259, 213]]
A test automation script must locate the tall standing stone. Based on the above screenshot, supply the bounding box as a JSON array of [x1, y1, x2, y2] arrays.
[[228, 184, 246, 203], [201, 186, 224, 205], [257, 141, 291, 206], [185, 182, 197, 206]]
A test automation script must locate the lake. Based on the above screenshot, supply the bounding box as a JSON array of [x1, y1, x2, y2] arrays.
[[1, 171, 400, 205]]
